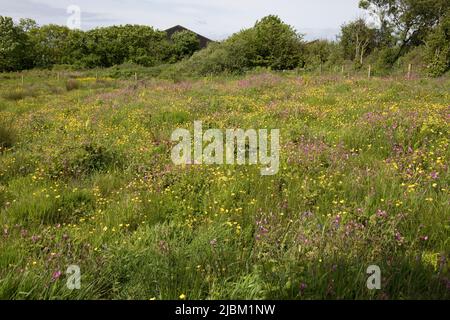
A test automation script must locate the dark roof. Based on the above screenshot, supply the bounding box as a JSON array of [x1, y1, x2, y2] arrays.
[[164, 25, 213, 49]]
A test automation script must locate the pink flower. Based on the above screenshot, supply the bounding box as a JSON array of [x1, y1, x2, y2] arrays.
[[52, 271, 62, 281], [376, 210, 387, 218], [430, 172, 439, 179], [299, 283, 308, 294]]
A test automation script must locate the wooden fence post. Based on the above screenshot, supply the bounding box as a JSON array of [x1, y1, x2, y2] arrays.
[[134, 72, 138, 82], [407, 64, 412, 79], [368, 65, 372, 79]]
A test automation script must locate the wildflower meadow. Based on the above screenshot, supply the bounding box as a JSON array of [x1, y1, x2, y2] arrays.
[[0, 70, 449, 299]]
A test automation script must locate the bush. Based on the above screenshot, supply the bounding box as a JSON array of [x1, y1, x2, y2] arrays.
[[397, 46, 427, 76], [368, 47, 399, 74], [168, 15, 304, 77]]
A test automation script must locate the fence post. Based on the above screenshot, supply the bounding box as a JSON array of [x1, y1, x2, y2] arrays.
[[57, 72, 60, 81], [134, 72, 138, 82], [407, 64, 412, 79], [368, 65, 372, 79]]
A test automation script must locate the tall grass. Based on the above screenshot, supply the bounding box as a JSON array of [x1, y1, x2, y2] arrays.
[[0, 126, 15, 151], [0, 70, 448, 300]]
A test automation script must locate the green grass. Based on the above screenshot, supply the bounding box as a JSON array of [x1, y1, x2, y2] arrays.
[[0, 70, 448, 300]]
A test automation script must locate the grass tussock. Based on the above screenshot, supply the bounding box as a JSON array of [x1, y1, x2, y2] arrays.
[[66, 79, 80, 91], [2, 88, 36, 101], [0, 126, 16, 151]]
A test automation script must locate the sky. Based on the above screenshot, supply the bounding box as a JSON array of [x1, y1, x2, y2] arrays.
[[1, 0, 367, 41]]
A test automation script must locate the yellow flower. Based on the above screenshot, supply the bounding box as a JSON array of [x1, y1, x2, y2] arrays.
[[179, 294, 187, 300]]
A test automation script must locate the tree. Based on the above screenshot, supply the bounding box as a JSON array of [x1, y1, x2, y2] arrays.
[[305, 40, 336, 70], [340, 18, 377, 64], [170, 30, 200, 60], [28, 24, 72, 67], [359, 0, 450, 59], [425, 13, 450, 76], [251, 15, 304, 69], [0, 16, 33, 71]]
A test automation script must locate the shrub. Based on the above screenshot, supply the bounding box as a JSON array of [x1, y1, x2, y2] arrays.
[[397, 46, 427, 76], [368, 47, 399, 74], [168, 15, 305, 77]]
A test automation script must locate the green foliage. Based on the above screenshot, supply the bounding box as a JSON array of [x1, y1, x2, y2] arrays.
[[251, 15, 303, 69], [340, 18, 377, 65], [170, 30, 200, 60], [0, 18, 191, 71], [172, 15, 304, 76], [425, 13, 450, 77], [28, 24, 72, 68], [369, 47, 400, 72], [360, 0, 450, 59], [304, 40, 340, 70], [0, 16, 33, 71]]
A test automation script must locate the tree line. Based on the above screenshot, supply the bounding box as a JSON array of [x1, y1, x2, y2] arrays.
[[0, 17, 201, 71], [1, 0, 449, 77]]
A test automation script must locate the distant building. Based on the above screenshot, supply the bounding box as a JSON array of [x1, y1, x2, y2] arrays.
[[164, 25, 213, 49]]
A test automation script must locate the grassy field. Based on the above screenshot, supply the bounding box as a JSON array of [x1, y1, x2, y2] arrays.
[[0, 71, 449, 299]]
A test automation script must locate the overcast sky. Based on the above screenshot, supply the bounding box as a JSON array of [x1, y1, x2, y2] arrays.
[[1, 0, 367, 40]]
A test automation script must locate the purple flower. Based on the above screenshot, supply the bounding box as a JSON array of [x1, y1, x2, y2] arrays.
[[52, 271, 62, 281], [395, 231, 404, 244], [376, 210, 387, 218], [299, 283, 307, 294], [430, 172, 439, 180]]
